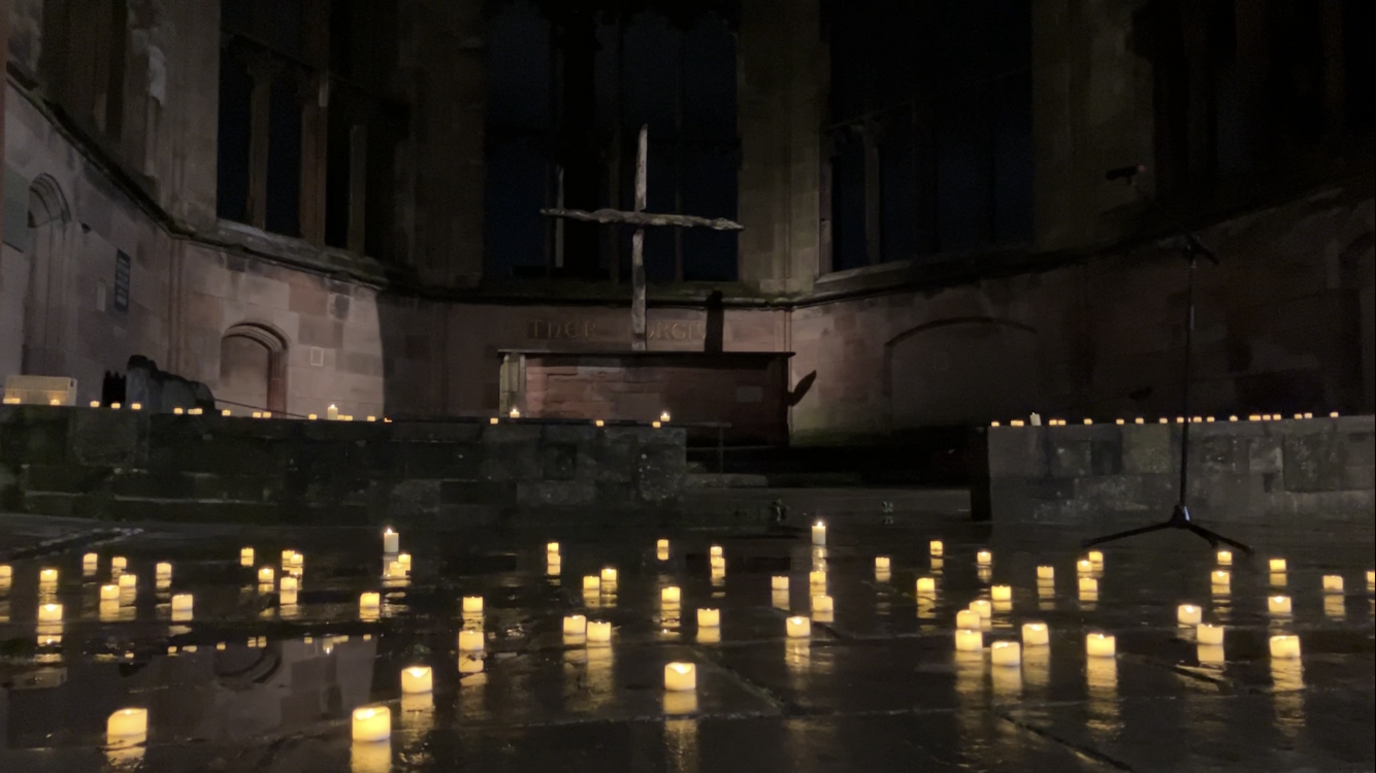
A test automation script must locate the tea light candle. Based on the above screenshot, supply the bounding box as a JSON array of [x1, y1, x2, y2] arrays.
[[1269, 558, 1287, 573], [171, 594, 194, 612], [976, 550, 992, 566], [1212, 570, 1231, 587], [1268, 595, 1292, 615], [587, 620, 613, 642], [809, 570, 827, 587], [970, 599, 992, 618], [240, 548, 254, 566], [664, 662, 697, 692], [100, 584, 119, 601], [1078, 577, 1098, 594], [107, 708, 148, 740], [954, 629, 983, 652], [1217, 550, 1232, 566], [955, 609, 982, 629], [659, 586, 682, 605], [118, 573, 137, 589], [274, 576, 297, 593], [290, 553, 304, 569], [786, 616, 811, 638], [583, 575, 601, 591], [697, 608, 721, 627], [991, 585, 1012, 602], [564, 614, 587, 636], [457, 629, 484, 651], [875, 556, 891, 570], [991, 641, 1022, 667], [156, 562, 172, 579], [1322, 575, 1344, 593], [463, 596, 484, 613], [40, 568, 59, 584], [710, 556, 726, 572], [811, 595, 833, 613], [1086, 633, 1116, 658], [546, 542, 560, 555], [38, 603, 63, 622], [1177, 604, 1202, 625], [383, 529, 399, 554], [1197, 623, 1225, 646], [1087, 550, 1104, 565], [812, 521, 826, 546], [351, 706, 391, 742], [359, 591, 381, 610], [1022, 622, 1049, 647], [930, 540, 944, 556], [1269, 634, 1301, 659], [600, 567, 618, 584], [1077, 559, 1093, 574], [0, 564, 11, 580], [771, 576, 789, 591], [916, 576, 936, 596], [83, 552, 99, 568], [401, 666, 433, 694], [258, 567, 274, 584], [709, 545, 724, 558], [1037, 565, 1055, 580], [387, 561, 406, 578]]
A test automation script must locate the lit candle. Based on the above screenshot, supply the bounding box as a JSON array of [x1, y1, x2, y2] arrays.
[[600, 567, 618, 584], [326, 404, 339, 421], [915, 577, 936, 596], [1198, 644, 1225, 666], [258, 567, 274, 584], [771, 576, 789, 591], [383, 529, 399, 554], [1217, 550, 1232, 566], [1368, 570, 1375, 588], [240, 547, 254, 566], [83, 552, 99, 569], [1088, 550, 1104, 565], [387, 561, 406, 578], [1197, 623, 1224, 646], [171, 594, 194, 612], [710, 556, 726, 573], [930, 540, 944, 556], [100, 584, 119, 601], [40, 568, 59, 584], [976, 550, 992, 566], [587, 620, 613, 643], [351, 706, 390, 742], [1022, 622, 1050, 647], [812, 521, 826, 546], [38, 603, 63, 622], [583, 575, 601, 591], [1085, 633, 1116, 658], [661, 586, 681, 605], [709, 545, 723, 558], [400, 666, 433, 694], [969, 599, 992, 618], [954, 629, 983, 652], [1078, 577, 1098, 595], [1322, 575, 1344, 593], [0, 565, 11, 581], [657, 538, 670, 552], [457, 629, 484, 651], [107, 708, 148, 741], [359, 591, 381, 611], [664, 662, 697, 692], [811, 595, 833, 613], [809, 570, 827, 587], [955, 609, 982, 629], [463, 596, 484, 613], [697, 608, 721, 627], [1269, 558, 1287, 573], [786, 616, 811, 638], [118, 573, 137, 589], [546, 542, 560, 554], [1177, 604, 1202, 625], [1212, 570, 1230, 587], [1076, 559, 1093, 574], [1269, 635, 1301, 660], [991, 585, 1012, 602], [1036, 565, 1055, 581], [991, 641, 1022, 667], [564, 615, 587, 636], [1268, 595, 1292, 615], [875, 556, 891, 570], [156, 562, 172, 580]]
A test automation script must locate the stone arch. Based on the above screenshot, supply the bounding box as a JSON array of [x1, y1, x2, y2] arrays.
[[884, 317, 1040, 428], [17, 175, 73, 375], [218, 322, 290, 414]]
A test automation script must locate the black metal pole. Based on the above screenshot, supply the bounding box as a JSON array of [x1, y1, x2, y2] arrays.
[[1178, 255, 1197, 507]]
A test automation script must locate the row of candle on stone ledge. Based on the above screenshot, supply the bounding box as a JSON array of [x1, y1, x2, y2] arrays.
[[499, 409, 673, 427], [992, 412, 1340, 427]]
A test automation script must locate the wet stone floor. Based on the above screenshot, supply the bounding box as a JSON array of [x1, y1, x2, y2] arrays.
[[0, 502, 1372, 773]]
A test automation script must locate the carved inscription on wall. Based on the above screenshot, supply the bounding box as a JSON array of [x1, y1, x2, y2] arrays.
[[526, 319, 706, 341]]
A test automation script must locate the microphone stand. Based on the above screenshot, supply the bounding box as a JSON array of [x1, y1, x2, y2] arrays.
[[1082, 174, 1252, 554]]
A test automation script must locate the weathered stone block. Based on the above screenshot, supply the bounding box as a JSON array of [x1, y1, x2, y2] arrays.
[[0, 406, 71, 465], [388, 480, 443, 516], [401, 443, 480, 479], [482, 424, 542, 444], [390, 422, 482, 443], [577, 440, 637, 482], [1090, 438, 1122, 476], [24, 464, 116, 495], [479, 441, 542, 481], [542, 443, 577, 480], [1283, 432, 1348, 492], [1195, 435, 1245, 475], [517, 481, 597, 506], [986, 428, 1046, 478], [1123, 425, 1172, 474], [70, 410, 145, 467], [440, 480, 518, 506], [543, 424, 597, 443], [1248, 436, 1284, 474], [1050, 441, 1092, 478]]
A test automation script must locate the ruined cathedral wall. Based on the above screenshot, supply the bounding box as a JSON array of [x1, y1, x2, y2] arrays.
[[789, 183, 1376, 444]]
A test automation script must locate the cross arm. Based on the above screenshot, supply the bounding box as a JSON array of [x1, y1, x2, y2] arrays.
[[540, 207, 744, 231]]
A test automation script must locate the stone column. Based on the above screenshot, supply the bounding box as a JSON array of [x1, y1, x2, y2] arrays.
[[737, 0, 826, 295]]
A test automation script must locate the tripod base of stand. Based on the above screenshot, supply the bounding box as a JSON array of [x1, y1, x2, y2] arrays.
[[1082, 504, 1253, 553]]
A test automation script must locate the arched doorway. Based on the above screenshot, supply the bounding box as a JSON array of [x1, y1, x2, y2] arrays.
[[217, 323, 289, 415], [0, 175, 70, 378], [885, 318, 1040, 428]]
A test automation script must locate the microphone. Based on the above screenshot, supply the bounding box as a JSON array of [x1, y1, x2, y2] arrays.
[[1106, 164, 1146, 182]]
